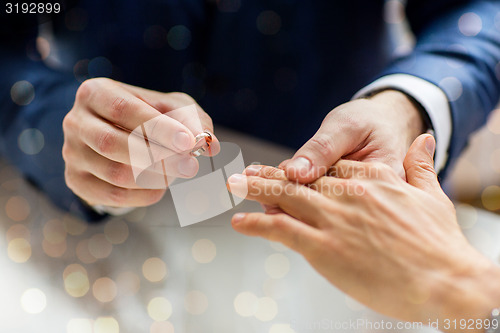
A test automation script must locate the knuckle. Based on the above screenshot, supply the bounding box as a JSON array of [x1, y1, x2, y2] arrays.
[[61, 143, 71, 162], [263, 167, 285, 179], [96, 129, 117, 155], [108, 186, 129, 206], [107, 162, 130, 186], [308, 134, 335, 161], [64, 167, 74, 188], [76, 79, 99, 101], [109, 96, 130, 123], [407, 160, 436, 176], [169, 92, 195, 103], [64, 168, 83, 194], [62, 114, 72, 133], [145, 189, 165, 205]]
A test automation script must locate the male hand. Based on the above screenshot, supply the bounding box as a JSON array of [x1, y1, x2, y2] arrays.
[[228, 135, 500, 331], [62, 78, 218, 208], [282, 90, 426, 182]]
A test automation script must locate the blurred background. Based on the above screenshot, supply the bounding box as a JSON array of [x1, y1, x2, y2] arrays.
[[385, 0, 500, 214]]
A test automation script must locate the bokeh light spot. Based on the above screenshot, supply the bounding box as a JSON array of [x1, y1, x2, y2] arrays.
[[74, 59, 90, 83], [94, 317, 119, 333], [262, 278, 287, 300], [42, 238, 67, 258], [104, 220, 129, 244], [63, 264, 90, 298], [265, 253, 290, 279], [6, 224, 30, 242], [8, 238, 31, 263], [88, 57, 112, 78], [76, 239, 97, 264], [191, 238, 216, 263], [93, 277, 117, 303], [269, 241, 288, 252], [481, 186, 500, 211], [256, 10, 281, 35], [43, 219, 67, 244], [269, 324, 296, 333], [18, 128, 45, 155], [234, 291, 258, 317], [184, 290, 208, 315], [458, 12, 482, 37], [63, 215, 88, 235], [142, 257, 168, 282], [439, 77, 463, 101], [167, 25, 191, 51], [21, 288, 47, 314], [255, 297, 278, 322], [11, 81, 35, 106], [6, 195, 30, 221], [67, 318, 93, 333], [150, 321, 175, 333], [88, 233, 113, 259], [148, 297, 173, 321]]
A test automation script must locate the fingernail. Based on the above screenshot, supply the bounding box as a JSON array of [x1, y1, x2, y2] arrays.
[[173, 131, 192, 151], [244, 165, 262, 176], [287, 157, 312, 177], [425, 137, 435, 157], [178, 157, 198, 177], [228, 174, 245, 184], [232, 213, 246, 223]]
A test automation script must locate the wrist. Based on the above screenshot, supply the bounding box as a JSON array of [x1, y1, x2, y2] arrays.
[[367, 89, 427, 147], [429, 255, 500, 332]]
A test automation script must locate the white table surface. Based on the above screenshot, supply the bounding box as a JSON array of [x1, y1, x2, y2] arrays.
[[0, 127, 498, 333]]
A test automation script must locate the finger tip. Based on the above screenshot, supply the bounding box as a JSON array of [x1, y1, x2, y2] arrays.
[[232, 213, 247, 225]]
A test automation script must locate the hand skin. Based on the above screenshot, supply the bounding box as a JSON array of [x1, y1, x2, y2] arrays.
[[282, 89, 426, 183], [228, 135, 500, 332], [62, 77, 218, 207]]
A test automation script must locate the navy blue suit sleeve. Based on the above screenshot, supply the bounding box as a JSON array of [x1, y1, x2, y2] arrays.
[[0, 14, 106, 222], [383, 0, 500, 177]]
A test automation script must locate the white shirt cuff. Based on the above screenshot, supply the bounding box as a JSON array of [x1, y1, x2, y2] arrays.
[[92, 205, 136, 216], [353, 74, 452, 173]]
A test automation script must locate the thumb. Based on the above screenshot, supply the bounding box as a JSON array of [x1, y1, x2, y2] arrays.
[[285, 124, 358, 184], [403, 134, 441, 192]]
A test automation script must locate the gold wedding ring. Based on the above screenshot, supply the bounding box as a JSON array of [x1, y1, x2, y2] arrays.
[[190, 131, 213, 157]]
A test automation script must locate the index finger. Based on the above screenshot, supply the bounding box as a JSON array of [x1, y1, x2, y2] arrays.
[[227, 174, 333, 228], [80, 79, 195, 152]]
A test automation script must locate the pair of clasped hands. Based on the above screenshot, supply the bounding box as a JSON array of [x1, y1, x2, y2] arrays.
[[63, 78, 500, 331]]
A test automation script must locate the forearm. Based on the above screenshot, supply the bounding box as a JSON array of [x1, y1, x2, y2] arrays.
[[384, 0, 500, 176]]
